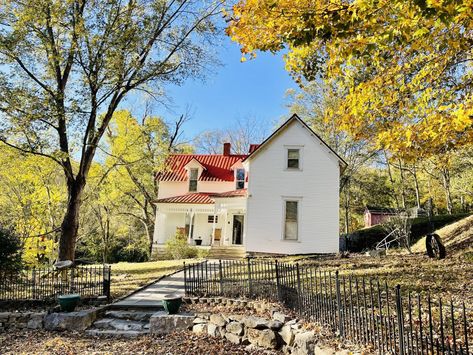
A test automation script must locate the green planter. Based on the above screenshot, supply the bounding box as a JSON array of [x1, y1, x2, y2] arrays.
[[58, 294, 81, 312], [162, 294, 182, 314]]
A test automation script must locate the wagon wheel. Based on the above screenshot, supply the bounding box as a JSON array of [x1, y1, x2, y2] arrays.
[[426, 233, 446, 259]]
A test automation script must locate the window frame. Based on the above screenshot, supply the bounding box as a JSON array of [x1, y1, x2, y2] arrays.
[[282, 197, 302, 241], [285, 146, 303, 171], [208, 215, 218, 224], [188, 168, 198, 192], [235, 168, 245, 190]]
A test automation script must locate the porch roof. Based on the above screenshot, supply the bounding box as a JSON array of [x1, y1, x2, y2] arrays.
[[154, 189, 248, 205], [155, 193, 214, 204]]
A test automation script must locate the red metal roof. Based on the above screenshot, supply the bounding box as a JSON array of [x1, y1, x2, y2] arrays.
[[154, 189, 248, 204], [155, 193, 214, 204], [157, 154, 248, 182], [212, 189, 247, 198]]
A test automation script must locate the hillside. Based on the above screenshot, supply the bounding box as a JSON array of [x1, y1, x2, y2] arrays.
[[412, 214, 473, 259]]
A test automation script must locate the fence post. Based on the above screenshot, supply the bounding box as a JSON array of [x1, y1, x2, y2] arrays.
[[335, 271, 344, 338], [103, 265, 111, 301], [395, 284, 405, 355], [296, 263, 302, 310], [219, 259, 223, 296], [183, 262, 187, 295], [247, 257, 252, 297], [275, 260, 282, 302]]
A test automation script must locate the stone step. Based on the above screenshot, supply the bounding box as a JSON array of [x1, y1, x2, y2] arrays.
[[104, 310, 155, 322], [92, 318, 147, 331], [85, 329, 149, 338]]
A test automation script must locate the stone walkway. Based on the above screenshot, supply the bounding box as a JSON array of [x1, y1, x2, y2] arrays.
[[112, 270, 185, 309]]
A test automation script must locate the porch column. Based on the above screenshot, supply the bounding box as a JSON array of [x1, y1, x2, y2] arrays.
[[188, 210, 195, 244], [211, 207, 217, 245]]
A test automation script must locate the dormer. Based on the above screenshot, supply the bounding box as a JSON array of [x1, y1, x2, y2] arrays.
[[230, 160, 246, 190], [184, 158, 205, 192]]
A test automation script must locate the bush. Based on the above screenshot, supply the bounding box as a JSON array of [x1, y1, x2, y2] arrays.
[[343, 213, 470, 252], [108, 236, 150, 263], [0, 226, 23, 272], [164, 232, 198, 259]]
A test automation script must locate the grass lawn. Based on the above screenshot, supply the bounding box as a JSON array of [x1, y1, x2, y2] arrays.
[[282, 215, 473, 306], [107, 259, 193, 299]]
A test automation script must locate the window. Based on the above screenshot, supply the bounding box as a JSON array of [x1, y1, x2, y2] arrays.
[[284, 200, 298, 240], [287, 149, 300, 169], [236, 168, 245, 190], [208, 215, 218, 224], [189, 168, 198, 192]]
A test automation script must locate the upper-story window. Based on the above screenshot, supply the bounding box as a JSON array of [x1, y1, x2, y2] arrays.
[[287, 148, 300, 169], [236, 168, 245, 190], [189, 168, 198, 192]]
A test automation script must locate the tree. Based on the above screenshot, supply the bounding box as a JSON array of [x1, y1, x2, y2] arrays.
[[0, 0, 222, 260], [226, 0, 473, 159], [103, 110, 187, 253], [194, 115, 268, 154]]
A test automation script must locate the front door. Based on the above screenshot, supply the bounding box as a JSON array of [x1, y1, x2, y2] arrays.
[[232, 215, 244, 245]]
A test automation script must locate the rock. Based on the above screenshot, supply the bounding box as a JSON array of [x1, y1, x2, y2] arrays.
[[247, 328, 278, 349], [228, 314, 244, 322], [293, 331, 317, 355], [27, 313, 45, 329], [279, 325, 295, 346], [268, 320, 284, 331], [224, 332, 241, 345], [193, 317, 207, 324], [273, 311, 291, 323], [209, 314, 227, 327], [44, 310, 97, 331], [193, 323, 207, 334], [226, 321, 244, 335], [0, 313, 9, 322], [313, 346, 335, 355], [207, 323, 220, 337], [242, 316, 268, 329], [149, 311, 194, 335]]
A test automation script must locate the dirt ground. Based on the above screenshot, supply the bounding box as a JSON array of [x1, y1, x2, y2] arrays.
[[0, 329, 276, 355]]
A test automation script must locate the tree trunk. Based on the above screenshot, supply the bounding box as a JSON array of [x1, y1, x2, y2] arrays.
[[58, 180, 85, 261], [441, 168, 453, 214], [398, 159, 407, 209], [412, 165, 421, 209], [343, 182, 350, 234], [384, 152, 400, 209]]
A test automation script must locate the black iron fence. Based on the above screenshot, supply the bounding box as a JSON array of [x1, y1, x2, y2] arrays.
[[0, 265, 111, 301], [184, 259, 471, 354]]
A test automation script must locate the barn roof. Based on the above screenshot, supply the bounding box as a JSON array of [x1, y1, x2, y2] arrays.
[[365, 205, 398, 215]]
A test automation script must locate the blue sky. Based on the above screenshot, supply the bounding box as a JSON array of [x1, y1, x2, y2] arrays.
[[128, 37, 298, 139]]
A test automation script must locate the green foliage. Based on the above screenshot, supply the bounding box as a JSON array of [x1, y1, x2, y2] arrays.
[[0, 226, 23, 272], [344, 213, 470, 252], [164, 232, 198, 260]]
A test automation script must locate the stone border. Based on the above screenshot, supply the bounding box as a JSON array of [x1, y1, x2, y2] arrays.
[[0, 306, 109, 332], [149, 297, 351, 355]]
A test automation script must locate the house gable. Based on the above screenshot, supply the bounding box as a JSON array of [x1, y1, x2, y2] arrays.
[[243, 114, 347, 170]]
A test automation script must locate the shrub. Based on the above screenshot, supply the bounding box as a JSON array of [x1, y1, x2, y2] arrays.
[[0, 226, 23, 272], [108, 236, 150, 263], [165, 232, 198, 259]]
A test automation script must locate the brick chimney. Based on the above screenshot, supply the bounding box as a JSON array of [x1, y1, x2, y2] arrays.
[[223, 142, 231, 156], [249, 144, 260, 154]]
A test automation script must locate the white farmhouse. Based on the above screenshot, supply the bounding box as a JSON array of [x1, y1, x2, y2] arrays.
[[153, 114, 347, 257]]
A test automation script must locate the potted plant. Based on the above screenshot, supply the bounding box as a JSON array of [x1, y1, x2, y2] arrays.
[[162, 293, 182, 314], [194, 236, 202, 246], [54, 260, 80, 312], [58, 293, 81, 312]]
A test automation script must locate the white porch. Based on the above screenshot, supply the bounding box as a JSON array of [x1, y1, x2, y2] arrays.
[[153, 197, 247, 248]]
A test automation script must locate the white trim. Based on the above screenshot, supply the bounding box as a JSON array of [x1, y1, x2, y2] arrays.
[[281, 196, 302, 241], [284, 145, 304, 171]]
